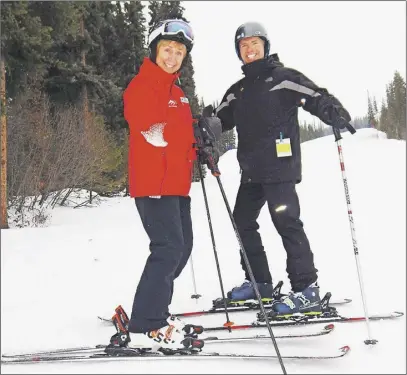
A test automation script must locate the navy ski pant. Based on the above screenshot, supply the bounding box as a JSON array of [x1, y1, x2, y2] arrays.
[[128, 196, 193, 333], [233, 182, 318, 292]]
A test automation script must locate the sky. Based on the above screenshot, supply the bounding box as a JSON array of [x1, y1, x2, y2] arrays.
[[179, 1, 406, 122], [1, 128, 406, 373]]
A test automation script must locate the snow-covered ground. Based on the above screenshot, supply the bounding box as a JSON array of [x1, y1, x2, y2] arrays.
[[1, 128, 406, 374]]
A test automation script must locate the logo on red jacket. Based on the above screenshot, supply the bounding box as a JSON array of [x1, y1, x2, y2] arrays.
[[168, 99, 177, 108]]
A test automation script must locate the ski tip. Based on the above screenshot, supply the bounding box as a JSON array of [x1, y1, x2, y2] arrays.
[[324, 324, 335, 331], [392, 311, 404, 318], [343, 298, 352, 303], [339, 345, 351, 355]]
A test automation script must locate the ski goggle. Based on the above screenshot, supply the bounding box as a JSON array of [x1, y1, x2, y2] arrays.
[[163, 20, 194, 43], [149, 20, 194, 47]]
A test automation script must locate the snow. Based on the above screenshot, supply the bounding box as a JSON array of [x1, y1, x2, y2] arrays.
[[1, 128, 406, 374]]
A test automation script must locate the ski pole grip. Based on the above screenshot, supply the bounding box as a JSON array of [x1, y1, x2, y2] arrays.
[[337, 117, 356, 134], [333, 118, 356, 141], [333, 127, 342, 142], [344, 122, 356, 134]]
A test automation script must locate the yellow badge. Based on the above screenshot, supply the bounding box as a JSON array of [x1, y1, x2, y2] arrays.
[[275, 136, 292, 157]]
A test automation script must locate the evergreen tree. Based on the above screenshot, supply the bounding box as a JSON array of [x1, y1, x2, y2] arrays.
[[381, 71, 406, 139], [379, 99, 388, 132], [1, 2, 52, 98], [148, 1, 160, 35], [299, 121, 327, 142], [390, 71, 406, 139], [352, 115, 369, 129], [159, 1, 185, 20], [83, 1, 147, 132], [367, 95, 376, 128], [1, 1, 52, 229], [123, 1, 147, 81], [218, 129, 236, 156], [29, 2, 84, 105]]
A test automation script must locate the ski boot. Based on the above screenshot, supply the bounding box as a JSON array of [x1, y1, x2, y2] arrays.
[[258, 286, 339, 322], [106, 311, 204, 356], [212, 280, 283, 309]]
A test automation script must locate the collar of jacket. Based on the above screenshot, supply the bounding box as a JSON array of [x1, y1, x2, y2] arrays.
[[138, 57, 180, 86], [241, 53, 283, 79]]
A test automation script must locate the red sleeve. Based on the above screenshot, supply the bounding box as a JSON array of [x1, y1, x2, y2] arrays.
[[123, 77, 152, 132]]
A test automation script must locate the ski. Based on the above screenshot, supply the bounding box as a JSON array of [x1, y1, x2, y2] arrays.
[[203, 311, 404, 332], [1, 345, 350, 364], [203, 323, 334, 342], [97, 298, 351, 323], [1, 345, 107, 359], [98, 281, 351, 322], [177, 297, 352, 317], [1, 324, 335, 360]]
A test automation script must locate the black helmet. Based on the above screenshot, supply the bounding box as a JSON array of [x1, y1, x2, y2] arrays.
[[148, 19, 194, 63], [234, 22, 270, 61]]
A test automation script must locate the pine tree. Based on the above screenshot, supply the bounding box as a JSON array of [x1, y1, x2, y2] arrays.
[[29, 2, 83, 105], [367, 95, 376, 128], [391, 71, 406, 139], [124, 1, 147, 81], [148, 1, 160, 34], [159, 1, 185, 20], [379, 99, 388, 132], [0, 1, 52, 229], [218, 129, 237, 155], [1, 2, 52, 98], [199, 97, 205, 113], [383, 72, 406, 139]]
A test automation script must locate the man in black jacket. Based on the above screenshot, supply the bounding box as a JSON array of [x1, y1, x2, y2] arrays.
[[212, 21, 351, 316]]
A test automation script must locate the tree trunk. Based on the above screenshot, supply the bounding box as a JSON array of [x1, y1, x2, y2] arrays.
[[80, 15, 89, 134], [80, 15, 93, 197], [0, 56, 9, 229]]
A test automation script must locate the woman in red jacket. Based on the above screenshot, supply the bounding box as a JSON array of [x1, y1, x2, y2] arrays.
[[121, 19, 202, 352]]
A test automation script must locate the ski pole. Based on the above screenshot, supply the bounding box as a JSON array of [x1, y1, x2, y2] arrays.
[[211, 171, 287, 374], [192, 119, 286, 373], [197, 162, 234, 330], [189, 254, 202, 301], [333, 122, 377, 345]]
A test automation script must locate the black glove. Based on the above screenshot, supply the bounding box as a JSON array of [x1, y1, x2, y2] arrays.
[[193, 105, 222, 175], [194, 105, 223, 146], [317, 91, 352, 129], [200, 145, 220, 165], [193, 123, 220, 173], [196, 145, 220, 176], [330, 105, 352, 129]]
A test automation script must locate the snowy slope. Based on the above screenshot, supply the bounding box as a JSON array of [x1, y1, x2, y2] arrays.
[[1, 128, 406, 374]]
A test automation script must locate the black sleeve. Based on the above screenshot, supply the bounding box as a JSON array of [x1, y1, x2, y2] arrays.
[[214, 84, 238, 132], [279, 67, 351, 126]]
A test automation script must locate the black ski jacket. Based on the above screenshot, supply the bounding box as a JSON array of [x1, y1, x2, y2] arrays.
[[215, 54, 351, 184]]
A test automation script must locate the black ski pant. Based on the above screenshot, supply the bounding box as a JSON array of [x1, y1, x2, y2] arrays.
[[233, 181, 318, 292], [128, 196, 193, 333]]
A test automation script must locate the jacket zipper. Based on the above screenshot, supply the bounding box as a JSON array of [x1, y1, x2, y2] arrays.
[[159, 149, 167, 195]]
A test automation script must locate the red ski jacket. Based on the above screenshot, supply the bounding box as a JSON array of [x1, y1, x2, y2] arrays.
[[124, 58, 196, 198]]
